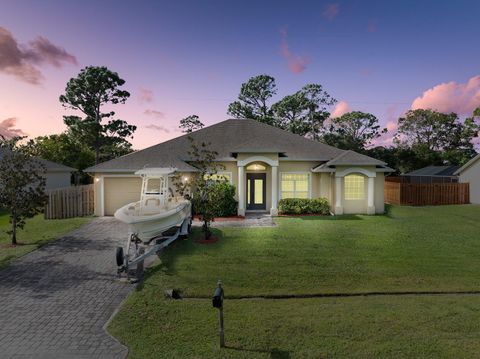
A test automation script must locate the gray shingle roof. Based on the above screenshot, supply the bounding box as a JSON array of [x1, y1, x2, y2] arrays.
[[323, 150, 386, 166], [85, 119, 386, 172], [0, 148, 76, 172], [405, 165, 460, 177]]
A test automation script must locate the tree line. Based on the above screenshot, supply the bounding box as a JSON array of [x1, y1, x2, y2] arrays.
[[23, 69, 480, 177], [220, 74, 479, 173]]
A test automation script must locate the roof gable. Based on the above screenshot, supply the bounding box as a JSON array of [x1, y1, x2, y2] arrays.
[[454, 154, 480, 175]]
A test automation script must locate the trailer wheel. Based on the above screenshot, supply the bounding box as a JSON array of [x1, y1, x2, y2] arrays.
[[116, 247, 124, 267]]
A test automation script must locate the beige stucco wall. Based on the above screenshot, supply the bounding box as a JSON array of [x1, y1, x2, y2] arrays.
[[93, 160, 387, 216], [319, 172, 333, 204], [45, 172, 71, 190], [375, 173, 385, 213], [459, 162, 480, 204], [331, 166, 385, 215]]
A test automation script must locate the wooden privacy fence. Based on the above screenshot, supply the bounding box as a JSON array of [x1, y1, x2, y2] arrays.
[[384, 181, 470, 206], [44, 184, 94, 219]]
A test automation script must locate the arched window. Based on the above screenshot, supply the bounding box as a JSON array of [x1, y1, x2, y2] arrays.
[[344, 174, 365, 200], [246, 163, 266, 171]]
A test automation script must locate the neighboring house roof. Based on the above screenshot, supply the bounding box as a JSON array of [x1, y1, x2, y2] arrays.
[[37, 158, 76, 173], [85, 118, 389, 173], [0, 148, 76, 173], [405, 165, 460, 177], [454, 154, 480, 175]]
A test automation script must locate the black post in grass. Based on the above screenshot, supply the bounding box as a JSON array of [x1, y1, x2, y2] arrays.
[[212, 280, 225, 348]]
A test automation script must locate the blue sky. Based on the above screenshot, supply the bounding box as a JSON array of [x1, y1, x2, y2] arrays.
[[1, 0, 479, 148]]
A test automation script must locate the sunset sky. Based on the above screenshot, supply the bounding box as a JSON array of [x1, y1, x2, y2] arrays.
[[1, 0, 479, 149]]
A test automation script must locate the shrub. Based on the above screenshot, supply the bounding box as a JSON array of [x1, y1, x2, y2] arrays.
[[192, 181, 238, 217], [211, 182, 238, 217], [278, 198, 330, 215]]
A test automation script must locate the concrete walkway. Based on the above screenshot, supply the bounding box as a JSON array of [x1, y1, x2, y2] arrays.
[[195, 213, 276, 228], [0, 218, 134, 359]]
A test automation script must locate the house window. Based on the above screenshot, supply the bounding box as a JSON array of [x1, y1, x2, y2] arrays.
[[204, 172, 232, 183], [344, 174, 365, 200], [280, 173, 309, 199]]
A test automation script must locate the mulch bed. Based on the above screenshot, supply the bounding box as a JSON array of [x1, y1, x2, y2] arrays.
[[193, 215, 245, 222], [276, 213, 331, 217], [0, 242, 27, 248], [194, 236, 219, 245]]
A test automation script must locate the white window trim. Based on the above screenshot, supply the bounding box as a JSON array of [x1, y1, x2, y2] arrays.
[[205, 171, 233, 184], [279, 172, 312, 199]]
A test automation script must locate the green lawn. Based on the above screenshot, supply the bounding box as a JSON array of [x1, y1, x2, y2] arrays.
[[0, 210, 91, 268], [109, 205, 480, 358]]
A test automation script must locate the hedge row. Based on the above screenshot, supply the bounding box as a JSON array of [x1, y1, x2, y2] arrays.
[[278, 198, 330, 215]]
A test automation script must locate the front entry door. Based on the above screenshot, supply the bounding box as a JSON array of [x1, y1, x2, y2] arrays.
[[246, 173, 267, 210]]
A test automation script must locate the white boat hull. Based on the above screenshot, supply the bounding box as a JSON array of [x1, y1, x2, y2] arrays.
[[114, 200, 192, 242]]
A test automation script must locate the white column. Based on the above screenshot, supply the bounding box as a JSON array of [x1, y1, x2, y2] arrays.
[[367, 176, 375, 215], [237, 165, 245, 216], [270, 165, 278, 216], [335, 176, 343, 215]]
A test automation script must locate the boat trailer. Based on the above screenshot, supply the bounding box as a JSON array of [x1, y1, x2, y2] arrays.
[[116, 217, 192, 279]]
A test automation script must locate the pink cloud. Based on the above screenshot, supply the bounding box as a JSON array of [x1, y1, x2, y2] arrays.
[[25, 36, 77, 68], [279, 29, 310, 74], [371, 105, 402, 147], [322, 3, 339, 20], [145, 124, 170, 133], [0, 26, 77, 85], [0, 117, 26, 139], [411, 75, 480, 115], [144, 109, 165, 118], [139, 87, 154, 103], [330, 100, 351, 118], [386, 120, 397, 132], [367, 20, 377, 33], [360, 68, 372, 77]]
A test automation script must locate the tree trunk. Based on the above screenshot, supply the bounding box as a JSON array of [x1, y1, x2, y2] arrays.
[[95, 112, 100, 164], [203, 220, 211, 240], [95, 132, 100, 164], [11, 217, 17, 246]]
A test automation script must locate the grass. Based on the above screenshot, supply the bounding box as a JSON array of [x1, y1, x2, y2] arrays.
[[0, 210, 91, 268], [108, 205, 480, 358]]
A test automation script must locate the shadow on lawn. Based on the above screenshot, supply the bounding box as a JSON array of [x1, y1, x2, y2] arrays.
[[298, 214, 363, 221], [138, 227, 226, 290], [224, 346, 290, 358]]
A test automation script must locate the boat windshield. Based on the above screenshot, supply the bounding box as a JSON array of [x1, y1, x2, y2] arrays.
[[145, 178, 163, 194]]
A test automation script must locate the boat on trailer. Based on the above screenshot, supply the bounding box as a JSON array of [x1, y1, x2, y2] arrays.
[[114, 167, 192, 276]]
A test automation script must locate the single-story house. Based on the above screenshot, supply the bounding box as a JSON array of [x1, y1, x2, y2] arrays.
[[86, 119, 393, 216], [402, 165, 459, 183], [455, 154, 480, 204], [0, 148, 75, 190]]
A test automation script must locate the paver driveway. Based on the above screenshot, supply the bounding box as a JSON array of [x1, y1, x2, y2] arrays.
[[0, 218, 134, 359]]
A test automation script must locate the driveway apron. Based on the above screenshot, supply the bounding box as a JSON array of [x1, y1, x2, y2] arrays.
[[0, 218, 134, 359]]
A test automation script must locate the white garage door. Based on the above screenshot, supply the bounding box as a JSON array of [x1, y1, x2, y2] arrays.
[[104, 177, 142, 216]]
